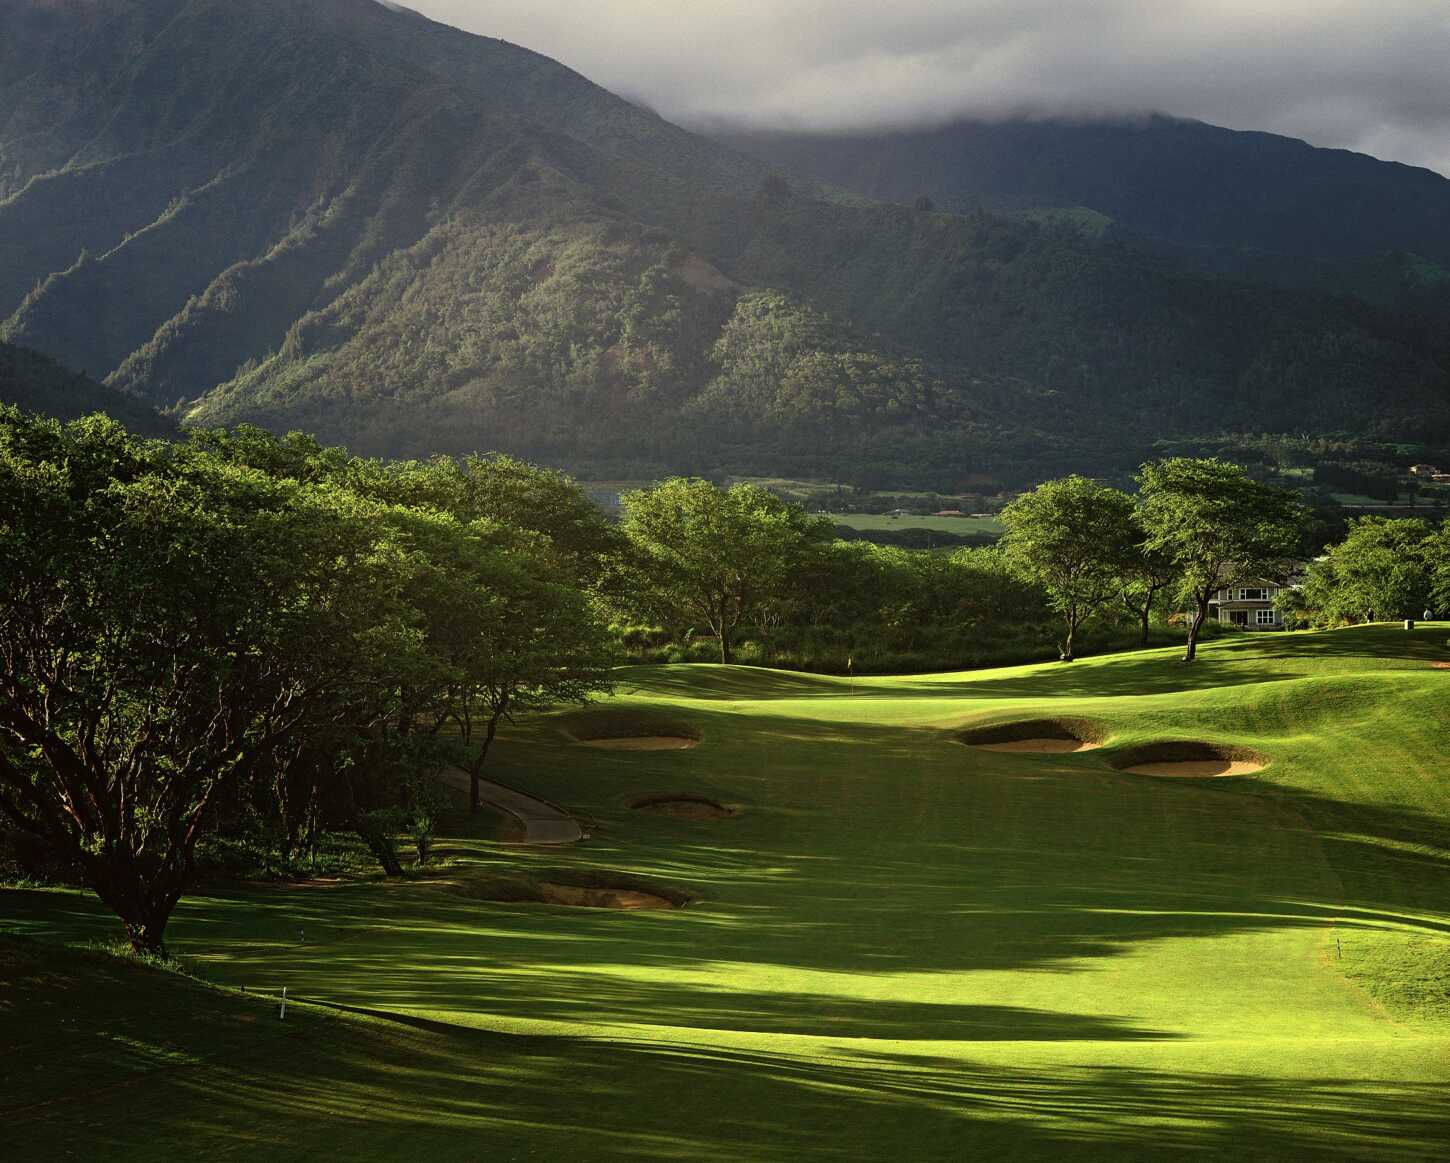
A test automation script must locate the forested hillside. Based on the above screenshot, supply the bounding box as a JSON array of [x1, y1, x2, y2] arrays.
[[3, 0, 1449, 485], [717, 115, 1450, 267], [0, 341, 173, 434]]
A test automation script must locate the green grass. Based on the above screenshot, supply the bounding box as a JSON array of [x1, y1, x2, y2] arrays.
[[828, 511, 1003, 535], [7, 626, 1450, 1158]]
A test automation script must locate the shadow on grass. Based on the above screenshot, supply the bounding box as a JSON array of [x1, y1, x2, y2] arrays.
[[21, 992, 1445, 1162]]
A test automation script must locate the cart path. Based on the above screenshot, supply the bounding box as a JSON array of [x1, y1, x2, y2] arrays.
[[438, 767, 586, 845]]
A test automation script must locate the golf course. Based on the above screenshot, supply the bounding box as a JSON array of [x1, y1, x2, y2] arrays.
[[6, 625, 1450, 1159]]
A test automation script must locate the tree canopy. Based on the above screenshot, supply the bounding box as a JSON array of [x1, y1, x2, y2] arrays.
[[1001, 475, 1137, 661], [1138, 458, 1306, 661]]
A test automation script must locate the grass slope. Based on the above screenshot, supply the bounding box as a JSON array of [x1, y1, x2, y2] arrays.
[[6, 626, 1450, 1159]]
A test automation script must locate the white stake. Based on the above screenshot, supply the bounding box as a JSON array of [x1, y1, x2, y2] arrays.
[[279, 986, 287, 1021]]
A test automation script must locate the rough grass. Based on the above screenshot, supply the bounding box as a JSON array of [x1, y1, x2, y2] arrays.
[[6, 625, 1450, 1159]]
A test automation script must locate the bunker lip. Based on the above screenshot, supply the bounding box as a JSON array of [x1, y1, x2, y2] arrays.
[[958, 717, 1107, 754], [580, 736, 698, 751], [536, 882, 676, 909], [1111, 741, 1268, 778], [563, 710, 702, 751], [461, 871, 694, 910], [630, 793, 740, 819]]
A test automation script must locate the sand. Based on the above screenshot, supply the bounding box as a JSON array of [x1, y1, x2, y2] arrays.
[[537, 883, 676, 910], [1124, 759, 1265, 778], [579, 736, 699, 751]]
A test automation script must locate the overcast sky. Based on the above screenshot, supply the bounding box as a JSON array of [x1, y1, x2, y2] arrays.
[[404, 1, 1450, 175]]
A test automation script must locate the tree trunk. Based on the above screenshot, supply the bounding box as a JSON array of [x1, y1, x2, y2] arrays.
[[1184, 597, 1209, 662], [719, 632, 733, 664], [123, 916, 170, 958], [1061, 614, 1077, 662], [1139, 604, 1152, 647], [89, 862, 181, 958], [468, 709, 504, 814], [353, 812, 404, 877]]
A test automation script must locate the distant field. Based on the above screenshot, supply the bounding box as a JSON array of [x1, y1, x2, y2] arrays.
[[829, 511, 1003, 536]]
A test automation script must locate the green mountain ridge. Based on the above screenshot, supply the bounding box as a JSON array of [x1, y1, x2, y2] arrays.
[[715, 115, 1450, 267], [2, 0, 1448, 484], [0, 339, 174, 434]]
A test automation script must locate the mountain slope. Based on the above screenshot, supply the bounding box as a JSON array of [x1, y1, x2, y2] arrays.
[[716, 115, 1450, 267], [2, 0, 1448, 483], [0, 341, 174, 434]]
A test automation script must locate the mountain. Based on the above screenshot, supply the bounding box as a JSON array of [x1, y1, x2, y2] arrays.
[[2, 0, 1448, 487], [715, 115, 1450, 268], [0, 341, 174, 434]]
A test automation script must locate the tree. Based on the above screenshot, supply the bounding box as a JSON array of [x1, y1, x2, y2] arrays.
[[1000, 476, 1137, 661], [1296, 518, 1439, 625], [1137, 458, 1306, 661], [417, 522, 614, 813], [1115, 531, 1180, 647], [375, 453, 624, 590], [620, 479, 832, 663], [0, 412, 394, 953]]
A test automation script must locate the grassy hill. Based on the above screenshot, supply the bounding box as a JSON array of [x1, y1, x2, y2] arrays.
[[2, 0, 1449, 483], [7, 626, 1450, 1158]]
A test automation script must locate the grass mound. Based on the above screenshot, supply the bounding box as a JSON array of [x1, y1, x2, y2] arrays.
[[1112, 741, 1268, 778], [958, 717, 1107, 754], [630, 793, 740, 819], [562, 709, 701, 751]]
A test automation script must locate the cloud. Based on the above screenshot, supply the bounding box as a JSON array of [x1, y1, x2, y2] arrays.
[[405, 1, 1450, 174]]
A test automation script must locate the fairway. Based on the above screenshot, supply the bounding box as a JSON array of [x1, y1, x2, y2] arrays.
[[7, 626, 1450, 1159]]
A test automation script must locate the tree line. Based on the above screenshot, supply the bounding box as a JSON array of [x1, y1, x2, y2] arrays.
[[0, 409, 1341, 957], [0, 412, 618, 954], [1288, 518, 1450, 625]]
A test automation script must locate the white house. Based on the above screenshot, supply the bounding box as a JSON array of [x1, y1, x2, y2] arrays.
[[1206, 578, 1294, 630]]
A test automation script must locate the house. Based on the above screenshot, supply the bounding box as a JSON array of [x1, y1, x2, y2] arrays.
[[584, 488, 622, 516], [1207, 577, 1296, 630]]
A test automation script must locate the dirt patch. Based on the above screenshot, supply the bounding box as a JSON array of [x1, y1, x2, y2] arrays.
[[679, 253, 737, 293], [564, 710, 702, 751], [1112, 741, 1268, 779], [581, 736, 698, 751], [958, 718, 1107, 754], [537, 882, 675, 909], [631, 794, 739, 819]]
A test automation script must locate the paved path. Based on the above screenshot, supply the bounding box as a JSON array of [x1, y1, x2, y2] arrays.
[[439, 767, 585, 845]]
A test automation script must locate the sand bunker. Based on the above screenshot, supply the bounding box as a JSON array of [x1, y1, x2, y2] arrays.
[[958, 718, 1106, 754], [463, 871, 693, 910], [1112, 742, 1267, 779], [631, 794, 739, 819], [537, 882, 677, 909], [580, 736, 698, 751], [565, 711, 701, 752], [1431, 661, 1450, 670]]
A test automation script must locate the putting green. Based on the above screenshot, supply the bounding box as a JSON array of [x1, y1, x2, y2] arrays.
[[6, 625, 1450, 1159]]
